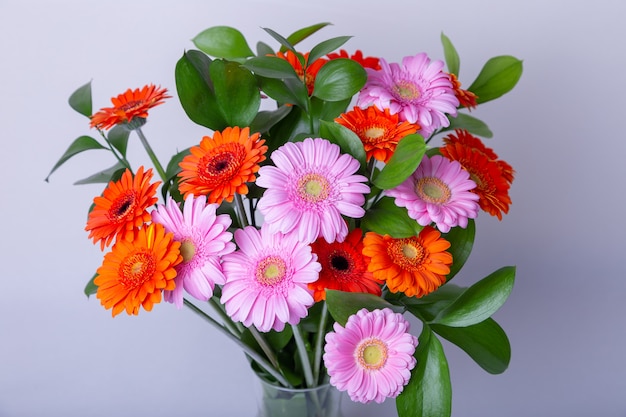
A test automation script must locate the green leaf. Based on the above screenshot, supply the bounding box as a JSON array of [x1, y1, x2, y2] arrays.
[[175, 50, 227, 130], [45, 136, 107, 181], [68, 81, 92, 117], [263, 27, 296, 53], [326, 290, 403, 326], [361, 196, 423, 238], [431, 266, 516, 327], [267, 105, 311, 147], [256, 41, 275, 57], [443, 113, 493, 138], [250, 105, 292, 134], [468, 56, 523, 104], [441, 33, 460, 76], [400, 284, 465, 322], [312, 58, 367, 101], [442, 219, 475, 281], [242, 56, 299, 79], [74, 162, 126, 185], [107, 125, 130, 157], [192, 26, 254, 59], [308, 35, 352, 64], [258, 76, 309, 110], [310, 96, 351, 123], [432, 318, 511, 374], [373, 134, 425, 190], [165, 148, 190, 181], [284, 22, 332, 51], [397, 326, 452, 417], [319, 120, 366, 167], [210, 60, 261, 127], [84, 273, 98, 298], [265, 326, 294, 351]]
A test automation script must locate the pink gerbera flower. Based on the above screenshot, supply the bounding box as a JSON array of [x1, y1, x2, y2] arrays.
[[357, 53, 459, 137], [256, 138, 370, 244], [220, 225, 321, 332], [324, 308, 418, 404], [151, 194, 235, 308], [386, 155, 479, 233]]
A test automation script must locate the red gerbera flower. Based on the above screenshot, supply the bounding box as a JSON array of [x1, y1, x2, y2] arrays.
[[336, 106, 418, 163], [309, 228, 382, 302], [327, 49, 381, 71], [90, 84, 170, 130], [441, 129, 514, 219], [275, 50, 328, 95], [448, 73, 478, 110]]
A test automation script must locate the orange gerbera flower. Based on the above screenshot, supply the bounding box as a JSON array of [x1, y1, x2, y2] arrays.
[[309, 228, 382, 302], [327, 49, 382, 70], [335, 106, 418, 163], [448, 73, 478, 110], [85, 166, 160, 250], [95, 223, 182, 317], [362, 227, 452, 298], [90, 84, 170, 130], [441, 130, 514, 219], [177, 126, 268, 204], [275, 50, 328, 95]]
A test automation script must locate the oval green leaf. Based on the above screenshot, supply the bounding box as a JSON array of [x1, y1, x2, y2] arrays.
[[312, 58, 367, 101], [396, 326, 452, 417], [308, 35, 352, 64], [45, 136, 106, 181], [468, 56, 523, 104], [243, 56, 299, 79], [192, 26, 254, 59], [284, 22, 332, 51], [250, 105, 292, 135], [361, 196, 423, 238], [373, 134, 425, 190], [210, 60, 261, 127], [74, 161, 126, 185], [441, 33, 460, 76], [432, 318, 511, 374], [443, 113, 493, 138], [107, 125, 130, 157], [326, 290, 402, 326], [69, 81, 92, 117], [432, 266, 516, 327], [442, 219, 475, 281], [84, 273, 98, 298], [319, 120, 366, 167]]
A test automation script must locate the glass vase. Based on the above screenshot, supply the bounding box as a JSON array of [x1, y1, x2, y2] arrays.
[[254, 378, 343, 417]]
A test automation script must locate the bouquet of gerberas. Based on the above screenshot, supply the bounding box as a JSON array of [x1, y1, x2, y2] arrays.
[[47, 23, 522, 416]]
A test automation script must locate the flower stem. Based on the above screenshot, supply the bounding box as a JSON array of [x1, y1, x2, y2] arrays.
[[183, 298, 292, 387], [234, 193, 249, 227], [208, 297, 241, 336], [136, 127, 168, 182], [292, 324, 315, 388], [312, 302, 329, 384], [249, 326, 285, 379]]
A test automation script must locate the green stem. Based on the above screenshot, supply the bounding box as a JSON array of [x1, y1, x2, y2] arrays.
[[136, 127, 167, 182], [312, 302, 329, 384], [249, 326, 286, 381], [292, 324, 315, 388], [183, 298, 291, 387], [234, 193, 249, 227], [98, 130, 131, 170], [208, 297, 241, 336]]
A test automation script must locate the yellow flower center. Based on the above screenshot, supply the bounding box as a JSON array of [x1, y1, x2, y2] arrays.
[[180, 240, 196, 263], [256, 256, 287, 286], [388, 238, 426, 271], [364, 126, 386, 141], [297, 173, 330, 203], [394, 80, 421, 101], [119, 251, 156, 289], [356, 338, 388, 370], [415, 177, 451, 204]]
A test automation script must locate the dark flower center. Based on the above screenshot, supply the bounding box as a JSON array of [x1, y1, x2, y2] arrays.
[[330, 255, 350, 271]]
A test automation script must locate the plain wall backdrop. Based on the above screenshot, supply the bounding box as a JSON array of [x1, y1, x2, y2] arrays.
[[1, 0, 625, 416]]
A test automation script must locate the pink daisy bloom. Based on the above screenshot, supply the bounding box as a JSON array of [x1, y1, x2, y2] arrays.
[[386, 155, 479, 233], [151, 194, 235, 308], [357, 53, 459, 137], [324, 308, 418, 404], [220, 224, 321, 332], [256, 138, 370, 244]]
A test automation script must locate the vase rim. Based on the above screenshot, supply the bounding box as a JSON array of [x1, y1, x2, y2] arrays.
[[256, 377, 334, 394]]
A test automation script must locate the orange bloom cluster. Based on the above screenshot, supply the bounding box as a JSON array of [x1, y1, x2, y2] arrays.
[[275, 50, 328, 95], [362, 227, 453, 298], [336, 106, 419, 163], [326, 49, 381, 70], [448, 73, 478, 110], [90, 84, 170, 130], [440, 129, 515, 220], [177, 126, 268, 204]]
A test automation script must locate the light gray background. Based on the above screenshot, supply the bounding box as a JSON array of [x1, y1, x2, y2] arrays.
[[1, 0, 625, 416]]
